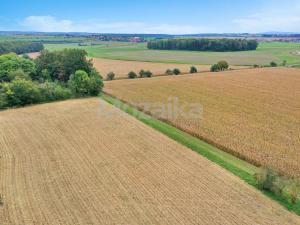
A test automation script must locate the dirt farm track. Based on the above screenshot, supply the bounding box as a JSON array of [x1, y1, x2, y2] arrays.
[[0, 98, 299, 224]]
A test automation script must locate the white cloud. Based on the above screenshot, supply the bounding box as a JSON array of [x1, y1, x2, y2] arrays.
[[20, 16, 211, 34], [233, 2, 300, 32], [21, 16, 74, 32]]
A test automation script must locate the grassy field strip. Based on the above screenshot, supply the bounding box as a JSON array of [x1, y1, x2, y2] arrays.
[[100, 93, 300, 215]]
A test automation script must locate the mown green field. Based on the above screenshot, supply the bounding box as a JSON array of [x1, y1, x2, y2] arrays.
[[45, 41, 300, 66], [0, 35, 90, 43]]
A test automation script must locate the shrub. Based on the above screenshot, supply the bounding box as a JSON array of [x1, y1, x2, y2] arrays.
[[255, 167, 277, 190], [53, 85, 72, 100], [282, 60, 287, 66], [173, 68, 181, 75], [271, 176, 288, 196], [253, 64, 259, 68], [255, 167, 300, 204], [217, 60, 229, 71], [270, 61, 277, 67], [210, 64, 220, 72], [128, 71, 137, 79], [190, 66, 198, 73], [0, 194, 3, 206], [165, 69, 174, 75], [106, 72, 115, 81], [285, 180, 300, 204]]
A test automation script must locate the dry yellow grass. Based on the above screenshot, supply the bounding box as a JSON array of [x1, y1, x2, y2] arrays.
[[105, 67, 300, 178], [91, 58, 247, 79], [0, 98, 299, 224]]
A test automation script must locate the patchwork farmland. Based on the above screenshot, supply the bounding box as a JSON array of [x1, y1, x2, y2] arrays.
[[27, 52, 247, 80], [1, 1, 300, 223], [45, 41, 300, 66], [91, 58, 211, 79], [104, 67, 300, 178], [0, 98, 299, 224]]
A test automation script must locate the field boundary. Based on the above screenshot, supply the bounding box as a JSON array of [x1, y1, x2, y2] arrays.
[[104, 66, 254, 81], [100, 93, 300, 215], [101, 90, 261, 168]]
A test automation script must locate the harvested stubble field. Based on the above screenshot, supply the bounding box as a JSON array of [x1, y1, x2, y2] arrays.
[[91, 58, 247, 79], [92, 58, 210, 79], [0, 98, 299, 224], [105, 67, 300, 178], [26, 53, 246, 79]]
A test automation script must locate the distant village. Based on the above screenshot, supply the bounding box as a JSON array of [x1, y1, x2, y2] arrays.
[[89, 35, 145, 42]]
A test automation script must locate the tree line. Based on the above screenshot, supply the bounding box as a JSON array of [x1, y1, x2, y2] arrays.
[[0, 49, 103, 109], [147, 38, 258, 52], [0, 41, 44, 55]]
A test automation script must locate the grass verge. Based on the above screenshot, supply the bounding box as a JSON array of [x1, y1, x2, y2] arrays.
[[100, 93, 300, 215]]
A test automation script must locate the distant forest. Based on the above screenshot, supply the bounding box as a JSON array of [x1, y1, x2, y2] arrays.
[[147, 39, 258, 52], [0, 41, 44, 55]]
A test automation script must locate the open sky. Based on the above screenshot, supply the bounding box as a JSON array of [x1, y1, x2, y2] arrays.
[[0, 0, 299, 34]]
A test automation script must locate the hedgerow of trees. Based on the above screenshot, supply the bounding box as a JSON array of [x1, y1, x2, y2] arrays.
[[148, 38, 258, 52], [0, 41, 44, 55], [0, 49, 103, 110]]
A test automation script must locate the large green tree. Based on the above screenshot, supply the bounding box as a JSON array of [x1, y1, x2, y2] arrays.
[[0, 53, 36, 82], [68, 70, 91, 96], [35, 49, 93, 82]]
